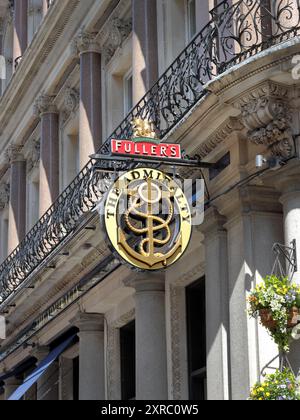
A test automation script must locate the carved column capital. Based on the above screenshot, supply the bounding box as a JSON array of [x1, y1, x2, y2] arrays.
[[124, 273, 165, 292], [197, 207, 227, 238], [237, 82, 294, 159], [72, 30, 101, 56], [0, 183, 9, 210], [6, 145, 24, 163], [70, 312, 104, 333], [34, 93, 58, 117]]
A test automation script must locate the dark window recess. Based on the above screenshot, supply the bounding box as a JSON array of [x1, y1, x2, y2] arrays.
[[120, 321, 136, 400], [209, 152, 231, 181], [186, 278, 207, 400], [73, 356, 79, 401]]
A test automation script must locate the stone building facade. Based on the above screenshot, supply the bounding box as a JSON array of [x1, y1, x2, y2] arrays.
[[0, 0, 300, 401]]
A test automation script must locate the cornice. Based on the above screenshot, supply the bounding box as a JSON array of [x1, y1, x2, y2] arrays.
[[194, 117, 244, 159]]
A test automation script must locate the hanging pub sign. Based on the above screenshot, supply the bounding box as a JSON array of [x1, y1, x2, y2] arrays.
[[111, 118, 182, 160], [104, 167, 192, 271], [102, 119, 192, 271]]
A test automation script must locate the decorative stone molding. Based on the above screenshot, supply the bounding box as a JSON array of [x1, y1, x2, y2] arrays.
[[0, 183, 9, 210], [106, 309, 135, 400], [6, 145, 24, 163], [95, 0, 132, 64], [34, 93, 58, 117], [61, 87, 79, 126], [195, 117, 244, 159], [100, 17, 132, 64], [237, 82, 294, 158], [27, 138, 40, 173], [72, 29, 101, 56]]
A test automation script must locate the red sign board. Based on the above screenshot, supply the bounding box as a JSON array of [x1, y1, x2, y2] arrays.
[[111, 139, 181, 160]]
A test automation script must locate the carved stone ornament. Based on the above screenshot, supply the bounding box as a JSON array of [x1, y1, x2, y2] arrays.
[[239, 83, 294, 158], [27, 139, 40, 173], [61, 87, 79, 125], [0, 183, 9, 210], [34, 93, 58, 117], [101, 17, 132, 64]]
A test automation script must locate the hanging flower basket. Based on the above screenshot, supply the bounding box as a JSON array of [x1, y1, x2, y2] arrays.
[[259, 307, 300, 331], [249, 369, 300, 401], [248, 276, 300, 352]]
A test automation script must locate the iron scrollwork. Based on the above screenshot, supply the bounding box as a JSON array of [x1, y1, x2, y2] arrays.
[[1, 0, 300, 305]]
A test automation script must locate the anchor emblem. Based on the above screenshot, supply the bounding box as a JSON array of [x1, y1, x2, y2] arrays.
[[104, 168, 192, 271], [118, 178, 182, 269]]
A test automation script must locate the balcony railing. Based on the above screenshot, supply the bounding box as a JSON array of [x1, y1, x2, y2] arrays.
[[0, 0, 300, 306]]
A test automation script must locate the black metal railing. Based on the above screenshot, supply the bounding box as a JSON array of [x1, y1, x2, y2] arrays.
[[0, 0, 300, 306]]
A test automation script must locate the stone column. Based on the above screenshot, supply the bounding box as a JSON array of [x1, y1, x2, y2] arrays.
[[273, 161, 300, 371], [13, 0, 28, 68], [217, 186, 283, 400], [132, 0, 158, 104], [278, 169, 300, 280], [4, 377, 22, 400], [124, 274, 168, 400], [7, 146, 26, 254], [74, 32, 102, 169], [200, 207, 230, 400], [35, 94, 59, 216], [71, 313, 105, 401], [33, 346, 59, 401]]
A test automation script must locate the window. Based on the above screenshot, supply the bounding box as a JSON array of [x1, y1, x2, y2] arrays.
[[186, 278, 207, 400], [61, 133, 79, 190], [73, 356, 79, 401], [120, 321, 136, 400], [186, 0, 197, 41], [123, 71, 133, 116]]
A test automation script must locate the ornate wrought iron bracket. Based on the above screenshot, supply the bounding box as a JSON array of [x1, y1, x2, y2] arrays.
[[272, 240, 298, 279], [91, 153, 216, 172], [261, 352, 297, 377]]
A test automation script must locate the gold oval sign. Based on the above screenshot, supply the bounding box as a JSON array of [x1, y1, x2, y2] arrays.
[[104, 168, 192, 271]]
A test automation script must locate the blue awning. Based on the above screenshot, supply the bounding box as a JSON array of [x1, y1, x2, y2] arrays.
[[9, 335, 76, 401]]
